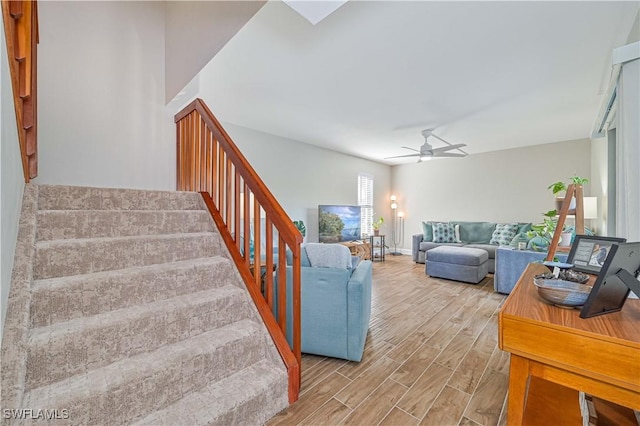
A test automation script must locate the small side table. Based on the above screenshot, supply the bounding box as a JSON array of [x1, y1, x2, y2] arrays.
[[370, 234, 385, 262]]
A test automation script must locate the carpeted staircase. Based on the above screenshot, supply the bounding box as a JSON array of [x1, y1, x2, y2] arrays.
[[1, 184, 288, 425]]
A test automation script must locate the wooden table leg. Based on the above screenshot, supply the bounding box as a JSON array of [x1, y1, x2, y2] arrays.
[[507, 354, 530, 426]]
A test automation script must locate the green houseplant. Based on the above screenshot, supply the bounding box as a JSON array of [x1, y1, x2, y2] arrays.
[[372, 216, 384, 235], [293, 220, 306, 238], [526, 210, 561, 251], [547, 174, 589, 214]]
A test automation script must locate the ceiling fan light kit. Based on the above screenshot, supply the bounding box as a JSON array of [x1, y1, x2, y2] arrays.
[[386, 128, 468, 163]]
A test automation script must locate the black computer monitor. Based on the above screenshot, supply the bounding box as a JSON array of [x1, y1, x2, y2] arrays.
[[580, 242, 640, 319]]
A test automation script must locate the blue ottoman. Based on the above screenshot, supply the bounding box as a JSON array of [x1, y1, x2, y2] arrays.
[[426, 246, 489, 284]]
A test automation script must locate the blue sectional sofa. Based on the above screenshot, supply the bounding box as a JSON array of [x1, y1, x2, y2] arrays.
[[494, 246, 568, 294], [275, 244, 373, 362], [413, 221, 532, 274]]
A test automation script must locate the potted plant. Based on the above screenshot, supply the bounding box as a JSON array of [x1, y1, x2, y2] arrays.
[[526, 209, 577, 250], [548, 174, 589, 213], [293, 220, 306, 240], [372, 216, 384, 236]]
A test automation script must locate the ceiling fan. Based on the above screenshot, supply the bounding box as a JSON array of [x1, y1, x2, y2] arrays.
[[386, 129, 468, 162]]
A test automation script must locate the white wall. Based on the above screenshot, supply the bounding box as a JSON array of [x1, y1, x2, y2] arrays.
[[37, 1, 174, 191], [391, 138, 592, 250], [222, 124, 391, 243], [164, 1, 265, 103], [1, 23, 25, 342]]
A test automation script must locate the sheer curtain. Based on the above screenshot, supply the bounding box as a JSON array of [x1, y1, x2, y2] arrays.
[[615, 59, 640, 241]]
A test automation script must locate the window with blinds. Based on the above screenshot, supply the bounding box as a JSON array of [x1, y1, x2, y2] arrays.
[[358, 173, 374, 237]]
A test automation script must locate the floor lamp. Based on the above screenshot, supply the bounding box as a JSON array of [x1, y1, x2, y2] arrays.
[[390, 196, 404, 255]]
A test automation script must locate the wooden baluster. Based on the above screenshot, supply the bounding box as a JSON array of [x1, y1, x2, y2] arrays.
[[292, 247, 301, 375], [199, 118, 205, 192], [217, 144, 224, 209], [225, 157, 232, 225], [204, 127, 210, 197], [265, 221, 274, 308], [243, 189, 251, 266], [233, 171, 240, 247], [211, 138, 218, 207], [278, 239, 287, 330], [253, 200, 262, 289]]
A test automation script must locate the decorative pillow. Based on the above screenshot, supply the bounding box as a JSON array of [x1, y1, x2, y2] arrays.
[[454, 224, 462, 243], [517, 223, 532, 234], [455, 222, 496, 244], [490, 223, 520, 246], [422, 221, 434, 242], [304, 243, 352, 269], [432, 222, 457, 243]]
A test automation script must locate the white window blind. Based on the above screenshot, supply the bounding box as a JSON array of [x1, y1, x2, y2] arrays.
[[358, 173, 374, 237]]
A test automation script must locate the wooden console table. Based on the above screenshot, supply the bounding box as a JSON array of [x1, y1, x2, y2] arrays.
[[499, 263, 640, 425]]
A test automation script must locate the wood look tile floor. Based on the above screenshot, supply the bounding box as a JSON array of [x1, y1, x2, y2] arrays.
[[268, 254, 511, 426]]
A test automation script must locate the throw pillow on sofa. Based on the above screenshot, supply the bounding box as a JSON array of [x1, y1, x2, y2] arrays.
[[422, 221, 434, 241], [490, 223, 520, 246], [432, 222, 457, 243]]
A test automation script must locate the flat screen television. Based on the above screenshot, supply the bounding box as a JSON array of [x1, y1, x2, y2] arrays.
[[318, 205, 361, 243]]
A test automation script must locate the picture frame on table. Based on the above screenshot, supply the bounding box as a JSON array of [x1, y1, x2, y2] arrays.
[[567, 235, 627, 275]]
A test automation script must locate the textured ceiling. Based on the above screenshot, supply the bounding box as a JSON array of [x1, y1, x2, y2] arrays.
[[198, 1, 638, 164]]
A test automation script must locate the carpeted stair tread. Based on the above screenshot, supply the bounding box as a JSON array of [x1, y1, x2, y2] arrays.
[[34, 232, 222, 280], [23, 320, 268, 424], [37, 185, 204, 211], [26, 285, 252, 389], [3, 184, 289, 425], [36, 209, 214, 241], [132, 359, 288, 426], [30, 256, 236, 327]]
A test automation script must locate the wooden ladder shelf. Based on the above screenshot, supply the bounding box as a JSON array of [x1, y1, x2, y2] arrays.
[[545, 184, 585, 261]]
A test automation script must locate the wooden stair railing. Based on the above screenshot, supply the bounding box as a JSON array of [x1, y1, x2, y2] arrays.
[[175, 98, 302, 403], [2, 0, 39, 182]]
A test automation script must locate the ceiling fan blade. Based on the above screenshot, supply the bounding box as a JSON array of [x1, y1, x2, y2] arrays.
[[401, 146, 420, 153], [430, 144, 467, 154], [434, 153, 467, 158], [384, 153, 421, 159]]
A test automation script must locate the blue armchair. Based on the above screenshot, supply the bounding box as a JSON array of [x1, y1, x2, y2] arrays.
[[275, 244, 373, 362]]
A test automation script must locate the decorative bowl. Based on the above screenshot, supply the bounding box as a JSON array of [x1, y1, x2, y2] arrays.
[[533, 278, 592, 307]]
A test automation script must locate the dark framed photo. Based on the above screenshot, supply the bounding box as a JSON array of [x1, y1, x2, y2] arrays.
[[567, 235, 627, 275]]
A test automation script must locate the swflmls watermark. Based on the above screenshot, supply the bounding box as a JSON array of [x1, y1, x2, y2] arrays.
[[3, 409, 70, 420]]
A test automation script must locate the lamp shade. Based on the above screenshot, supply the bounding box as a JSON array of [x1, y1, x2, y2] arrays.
[[583, 197, 597, 219]]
